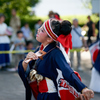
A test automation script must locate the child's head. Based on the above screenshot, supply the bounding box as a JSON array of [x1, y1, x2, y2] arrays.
[[17, 30, 23, 38], [73, 18, 78, 27], [24, 22, 29, 28], [0, 14, 5, 23], [37, 19, 42, 25], [26, 41, 33, 50]]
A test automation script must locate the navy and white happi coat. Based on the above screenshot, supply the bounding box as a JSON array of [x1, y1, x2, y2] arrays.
[[18, 42, 86, 100]]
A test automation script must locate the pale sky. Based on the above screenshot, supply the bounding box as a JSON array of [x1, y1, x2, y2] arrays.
[[33, 0, 91, 16]]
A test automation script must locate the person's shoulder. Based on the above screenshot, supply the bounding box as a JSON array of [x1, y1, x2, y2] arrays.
[[71, 25, 74, 29], [3, 23, 7, 26], [2, 23, 7, 28], [15, 37, 19, 41], [21, 26, 24, 30], [51, 47, 62, 57], [22, 38, 25, 41], [14, 38, 18, 43], [91, 20, 93, 23], [77, 26, 81, 30], [16, 16, 20, 20]]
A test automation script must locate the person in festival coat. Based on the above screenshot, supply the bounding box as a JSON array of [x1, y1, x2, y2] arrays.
[[18, 19, 94, 100]]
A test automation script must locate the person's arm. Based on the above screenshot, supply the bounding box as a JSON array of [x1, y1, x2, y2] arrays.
[[83, 23, 87, 28], [0, 34, 7, 36], [54, 51, 94, 99], [79, 27, 88, 48], [82, 38, 88, 48], [92, 23, 96, 36], [14, 42, 21, 47]]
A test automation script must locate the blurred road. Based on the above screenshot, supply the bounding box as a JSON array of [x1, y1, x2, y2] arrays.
[[0, 51, 100, 100]]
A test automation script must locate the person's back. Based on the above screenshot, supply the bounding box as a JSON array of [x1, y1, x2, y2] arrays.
[[96, 20, 100, 40], [87, 20, 93, 36], [86, 16, 95, 45], [71, 26, 83, 48]]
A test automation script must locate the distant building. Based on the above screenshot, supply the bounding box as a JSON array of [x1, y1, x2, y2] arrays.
[[92, 0, 100, 14]]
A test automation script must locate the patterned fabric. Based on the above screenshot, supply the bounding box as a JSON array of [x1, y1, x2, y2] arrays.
[[89, 39, 100, 73]]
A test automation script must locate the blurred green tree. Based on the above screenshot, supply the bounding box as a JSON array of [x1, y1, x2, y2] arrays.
[[81, 0, 92, 9], [0, 0, 40, 18]]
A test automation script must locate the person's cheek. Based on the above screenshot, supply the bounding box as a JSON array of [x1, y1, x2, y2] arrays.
[[39, 32, 46, 37], [40, 32, 43, 35]]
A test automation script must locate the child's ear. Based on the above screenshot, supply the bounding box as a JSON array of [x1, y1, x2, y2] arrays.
[[47, 38, 53, 43]]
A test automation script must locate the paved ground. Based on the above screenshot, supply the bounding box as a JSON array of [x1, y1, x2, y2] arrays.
[[0, 51, 100, 100]]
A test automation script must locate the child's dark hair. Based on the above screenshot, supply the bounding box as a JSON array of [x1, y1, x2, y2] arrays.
[[24, 22, 28, 26], [37, 19, 42, 23], [26, 40, 33, 46], [51, 20, 72, 36], [0, 13, 6, 19], [17, 30, 23, 35]]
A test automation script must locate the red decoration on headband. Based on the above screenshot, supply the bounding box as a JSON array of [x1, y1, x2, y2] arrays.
[[57, 34, 72, 54]]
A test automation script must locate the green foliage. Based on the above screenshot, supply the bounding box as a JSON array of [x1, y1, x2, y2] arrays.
[[0, 0, 40, 18], [80, 0, 92, 9]]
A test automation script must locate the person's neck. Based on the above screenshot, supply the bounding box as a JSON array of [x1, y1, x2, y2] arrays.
[[12, 15, 16, 17], [88, 19, 91, 22], [42, 42, 49, 47], [18, 37, 22, 40], [74, 25, 78, 28], [25, 27, 28, 29]]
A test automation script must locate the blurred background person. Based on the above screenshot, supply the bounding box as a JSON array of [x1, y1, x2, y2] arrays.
[[84, 15, 96, 46], [7, 30, 25, 72], [70, 18, 87, 71], [48, 10, 55, 18], [34, 19, 43, 38], [25, 40, 35, 56], [34, 19, 42, 47], [0, 14, 10, 70], [10, 9, 21, 42], [21, 22, 33, 41]]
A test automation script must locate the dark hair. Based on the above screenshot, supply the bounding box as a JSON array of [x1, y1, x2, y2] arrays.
[[26, 40, 33, 46], [48, 11, 54, 17], [0, 13, 6, 18], [37, 19, 42, 23], [24, 22, 28, 26], [12, 9, 16, 12], [87, 15, 90, 19], [51, 20, 72, 36], [17, 30, 23, 35]]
